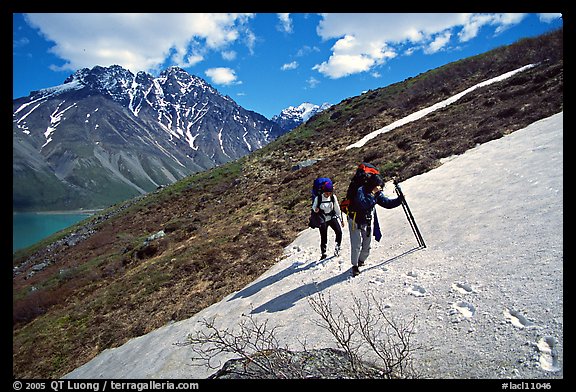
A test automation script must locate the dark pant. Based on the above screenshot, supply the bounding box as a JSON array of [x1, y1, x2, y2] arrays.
[[319, 218, 342, 254]]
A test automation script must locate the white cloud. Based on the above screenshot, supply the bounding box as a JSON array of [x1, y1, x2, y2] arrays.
[[459, 13, 526, 41], [281, 61, 298, 71], [13, 36, 30, 49], [424, 31, 452, 54], [205, 67, 238, 85], [306, 76, 320, 89], [277, 13, 293, 33], [243, 30, 256, 55], [296, 45, 320, 57], [182, 54, 204, 67], [537, 13, 562, 23], [314, 13, 530, 79], [221, 50, 237, 61], [313, 54, 375, 79], [23, 13, 254, 74]]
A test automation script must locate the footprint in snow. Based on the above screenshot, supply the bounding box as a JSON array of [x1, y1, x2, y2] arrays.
[[406, 283, 426, 297], [449, 301, 476, 318], [451, 282, 476, 294], [503, 308, 536, 329], [291, 260, 307, 267], [369, 276, 386, 286], [537, 336, 561, 372]]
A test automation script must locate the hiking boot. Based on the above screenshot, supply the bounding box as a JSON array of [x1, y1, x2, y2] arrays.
[[358, 260, 365, 267], [351, 265, 360, 277], [334, 244, 341, 257]]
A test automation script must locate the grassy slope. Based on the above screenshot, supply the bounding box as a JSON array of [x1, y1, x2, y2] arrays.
[[12, 29, 563, 378]]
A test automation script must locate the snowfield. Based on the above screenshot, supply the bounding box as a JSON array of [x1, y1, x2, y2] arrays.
[[66, 111, 563, 380]]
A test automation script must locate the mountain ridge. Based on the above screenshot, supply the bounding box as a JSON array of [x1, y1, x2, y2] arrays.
[[12, 28, 563, 379], [13, 65, 284, 211]]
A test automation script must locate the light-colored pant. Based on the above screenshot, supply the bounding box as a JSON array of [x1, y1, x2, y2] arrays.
[[348, 217, 372, 267]]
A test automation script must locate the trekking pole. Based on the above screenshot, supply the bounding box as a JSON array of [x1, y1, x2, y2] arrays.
[[393, 180, 426, 248]]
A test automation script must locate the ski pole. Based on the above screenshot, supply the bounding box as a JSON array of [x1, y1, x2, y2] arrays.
[[400, 195, 423, 248], [397, 186, 425, 248], [394, 180, 426, 248]]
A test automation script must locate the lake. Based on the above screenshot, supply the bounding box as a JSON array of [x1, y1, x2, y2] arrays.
[[13, 212, 94, 254]]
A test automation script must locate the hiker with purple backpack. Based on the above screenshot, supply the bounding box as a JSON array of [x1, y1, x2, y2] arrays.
[[310, 178, 344, 260]]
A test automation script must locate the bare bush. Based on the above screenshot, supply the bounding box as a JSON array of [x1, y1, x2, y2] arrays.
[[309, 291, 419, 378], [184, 314, 307, 378], [184, 291, 420, 379]]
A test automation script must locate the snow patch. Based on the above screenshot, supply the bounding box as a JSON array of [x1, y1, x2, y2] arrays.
[[42, 101, 77, 148], [346, 64, 537, 149]]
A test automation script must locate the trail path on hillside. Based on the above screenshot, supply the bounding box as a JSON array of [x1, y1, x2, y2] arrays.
[[66, 112, 563, 379]]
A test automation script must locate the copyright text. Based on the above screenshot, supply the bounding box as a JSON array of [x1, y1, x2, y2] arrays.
[[12, 381, 199, 392]]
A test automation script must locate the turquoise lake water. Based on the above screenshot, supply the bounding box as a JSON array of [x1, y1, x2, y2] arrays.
[[13, 212, 92, 254]]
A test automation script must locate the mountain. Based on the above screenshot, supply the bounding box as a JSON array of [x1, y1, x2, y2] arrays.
[[13, 65, 284, 211], [12, 28, 563, 379], [271, 102, 332, 131]]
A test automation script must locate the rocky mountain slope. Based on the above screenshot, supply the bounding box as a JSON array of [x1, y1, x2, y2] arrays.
[[64, 111, 563, 379], [13, 66, 283, 211], [12, 28, 563, 379]]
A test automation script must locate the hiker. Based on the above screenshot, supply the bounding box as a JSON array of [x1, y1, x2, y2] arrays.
[[347, 174, 403, 276], [312, 181, 344, 260]]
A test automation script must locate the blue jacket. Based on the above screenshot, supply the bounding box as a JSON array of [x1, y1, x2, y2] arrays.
[[351, 186, 402, 226]]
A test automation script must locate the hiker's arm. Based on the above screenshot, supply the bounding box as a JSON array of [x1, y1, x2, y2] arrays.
[[375, 192, 403, 209], [312, 196, 320, 213], [333, 194, 342, 216], [333, 195, 345, 226]]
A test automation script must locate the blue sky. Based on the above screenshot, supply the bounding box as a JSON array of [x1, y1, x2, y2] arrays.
[[13, 13, 562, 120]]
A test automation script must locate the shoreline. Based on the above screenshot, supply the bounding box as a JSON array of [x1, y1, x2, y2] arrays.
[[13, 209, 103, 215]]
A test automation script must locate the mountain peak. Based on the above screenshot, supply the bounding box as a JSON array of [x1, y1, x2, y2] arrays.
[[64, 64, 134, 85], [271, 102, 332, 131], [155, 66, 215, 96], [161, 65, 189, 75]]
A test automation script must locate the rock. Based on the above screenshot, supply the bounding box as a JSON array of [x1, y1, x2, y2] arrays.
[[208, 348, 385, 379], [291, 159, 320, 171]]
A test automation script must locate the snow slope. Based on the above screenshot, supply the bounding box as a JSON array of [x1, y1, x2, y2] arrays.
[[65, 111, 563, 379]]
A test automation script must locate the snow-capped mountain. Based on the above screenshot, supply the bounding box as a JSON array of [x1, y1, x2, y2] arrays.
[[13, 65, 284, 211], [271, 102, 331, 131]]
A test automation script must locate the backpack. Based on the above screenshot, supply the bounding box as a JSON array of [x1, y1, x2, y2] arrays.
[[340, 163, 380, 215]]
